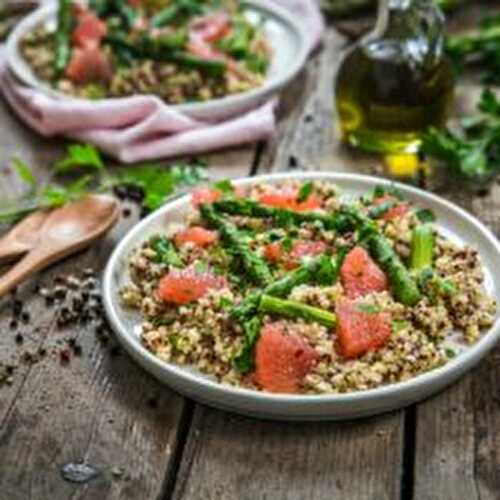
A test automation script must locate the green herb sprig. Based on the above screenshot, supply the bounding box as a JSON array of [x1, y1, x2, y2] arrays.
[[0, 143, 207, 223], [421, 89, 500, 180]]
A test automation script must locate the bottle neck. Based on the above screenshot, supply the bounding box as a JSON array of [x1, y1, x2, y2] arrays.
[[373, 0, 445, 60], [376, 0, 439, 35]]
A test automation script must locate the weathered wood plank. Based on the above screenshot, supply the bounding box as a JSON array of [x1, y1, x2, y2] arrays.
[[173, 406, 404, 500], [0, 95, 257, 499]]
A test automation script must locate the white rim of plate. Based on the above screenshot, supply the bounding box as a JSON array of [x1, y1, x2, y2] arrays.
[[6, 0, 310, 114], [102, 172, 500, 405]]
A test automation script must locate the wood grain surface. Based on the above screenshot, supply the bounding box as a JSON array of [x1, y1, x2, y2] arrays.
[[1, 3, 500, 500]]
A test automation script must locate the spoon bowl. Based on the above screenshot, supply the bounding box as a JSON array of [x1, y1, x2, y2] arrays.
[[0, 195, 119, 297]]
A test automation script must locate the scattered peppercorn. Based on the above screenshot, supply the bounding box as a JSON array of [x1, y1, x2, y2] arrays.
[[110, 346, 121, 357], [21, 312, 30, 324], [54, 286, 67, 300], [12, 299, 23, 316], [14, 333, 24, 345], [59, 349, 71, 364], [21, 352, 33, 364]]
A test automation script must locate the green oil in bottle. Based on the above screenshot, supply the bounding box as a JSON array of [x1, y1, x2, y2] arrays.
[[335, 0, 455, 154]]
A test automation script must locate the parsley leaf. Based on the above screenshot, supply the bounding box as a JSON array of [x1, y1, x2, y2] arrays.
[[421, 89, 500, 180], [40, 175, 94, 208], [150, 236, 183, 267], [281, 236, 293, 252], [356, 303, 382, 314], [110, 162, 207, 212], [392, 320, 410, 332], [12, 158, 37, 188], [415, 208, 436, 223], [54, 143, 104, 173], [296, 182, 313, 203], [212, 179, 235, 194], [372, 185, 403, 200], [0, 144, 207, 225], [445, 347, 457, 359]]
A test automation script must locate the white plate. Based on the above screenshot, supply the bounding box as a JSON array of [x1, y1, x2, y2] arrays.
[[6, 0, 309, 120], [102, 173, 500, 421]]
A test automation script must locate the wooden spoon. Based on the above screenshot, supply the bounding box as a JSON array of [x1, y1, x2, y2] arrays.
[[0, 195, 120, 298], [0, 210, 50, 263]]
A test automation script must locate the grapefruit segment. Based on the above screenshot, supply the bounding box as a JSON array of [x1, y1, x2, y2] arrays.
[[190, 12, 231, 43], [263, 241, 327, 268], [335, 298, 392, 358], [191, 188, 222, 208], [340, 246, 388, 298], [157, 268, 226, 305], [373, 195, 410, 221], [255, 322, 319, 394], [174, 227, 218, 248], [258, 188, 322, 212], [72, 11, 107, 49], [287, 241, 327, 269], [65, 47, 112, 84]]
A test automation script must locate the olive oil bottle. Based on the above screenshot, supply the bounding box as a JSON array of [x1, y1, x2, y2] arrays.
[[335, 0, 455, 154]]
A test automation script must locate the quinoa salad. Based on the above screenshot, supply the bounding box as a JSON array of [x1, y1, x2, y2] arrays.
[[20, 0, 271, 103], [120, 180, 497, 395]]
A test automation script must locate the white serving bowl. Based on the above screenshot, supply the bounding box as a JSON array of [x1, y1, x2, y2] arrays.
[[102, 172, 500, 421]]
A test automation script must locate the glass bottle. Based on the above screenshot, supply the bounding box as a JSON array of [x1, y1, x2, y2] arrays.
[[335, 0, 455, 154]]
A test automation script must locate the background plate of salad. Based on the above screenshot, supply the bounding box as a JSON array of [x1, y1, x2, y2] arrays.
[[7, 0, 309, 119]]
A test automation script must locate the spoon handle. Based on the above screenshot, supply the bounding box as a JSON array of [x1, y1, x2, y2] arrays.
[[0, 236, 97, 297], [0, 248, 52, 297], [0, 240, 30, 263]]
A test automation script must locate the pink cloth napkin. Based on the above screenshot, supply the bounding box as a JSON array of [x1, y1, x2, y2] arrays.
[[0, 0, 324, 162]]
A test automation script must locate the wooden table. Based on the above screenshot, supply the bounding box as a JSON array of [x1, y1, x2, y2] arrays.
[[1, 6, 500, 500]]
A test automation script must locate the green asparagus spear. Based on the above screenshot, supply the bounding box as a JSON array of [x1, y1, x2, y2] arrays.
[[55, 0, 72, 74], [151, 4, 180, 27], [139, 30, 189, 53], [259, 295, 337, 328], [367, 199, 399, 219], [410, 225, 456, 299], [232, 254, 339, 323], [233, 316, 262, 373], [89, 0, 110, 16], [199, 204, 272, 286], [365, 233, 421, 306], [105, 34, 226, 74], [170, 52, 226, 76], [410, 224, 434, 271], [151, 0, 204, 27], [212, 199, 361, 232]]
